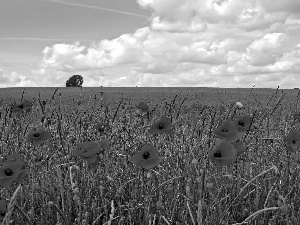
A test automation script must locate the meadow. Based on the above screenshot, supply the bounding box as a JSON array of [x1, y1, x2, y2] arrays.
[[0, 86, 300, 225]]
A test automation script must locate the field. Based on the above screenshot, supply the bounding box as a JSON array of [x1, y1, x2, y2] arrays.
[[0, 87, 300, 225]]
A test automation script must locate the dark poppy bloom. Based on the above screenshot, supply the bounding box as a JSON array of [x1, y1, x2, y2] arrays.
[[149, 115, 173, 135], [128, 144, 162, 169], [137, 102, 149, 113], [213, 120, 242, 143], [284, 130, 300, 152], [94, 122, 110, 134], [236, 115, 252, 132], [6, 153, 22, 163], [0, 199, 7, 223], [0, 157, 28, 189], [73, 139, 109, 163], [98, 139, 110, 154], [208, 140, 237, 166], [233, 141, 247, 155], [26, 129, 52, 146], [11, 100, 32, 114]]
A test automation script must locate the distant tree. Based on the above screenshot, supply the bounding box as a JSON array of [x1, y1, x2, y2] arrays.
[[66, 75, 83, 87]]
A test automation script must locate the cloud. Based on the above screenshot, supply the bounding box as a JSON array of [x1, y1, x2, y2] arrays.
[[244, 33, 288, 66], [0, 69, 34, 87], [30, 0, 300, 88]]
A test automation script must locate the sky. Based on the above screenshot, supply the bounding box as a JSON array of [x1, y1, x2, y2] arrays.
[[0, 0, 300, 88]]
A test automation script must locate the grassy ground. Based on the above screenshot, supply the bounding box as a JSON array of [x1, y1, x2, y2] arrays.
[[0, 87, 300, 224]]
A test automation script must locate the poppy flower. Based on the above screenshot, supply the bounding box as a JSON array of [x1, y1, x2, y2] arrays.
[[73, 139, 109, 164], [213, 120, 242, 143], [233, 141, 247, 155], [26, 129, 52, 146], [284, 130, 300, 152], [137, 102, 149, 113], [149, 115, 173, 135], [11, 100, 32, 114], [94, 121, 110, 134], [0, 157, 28, 189], [208, 140, 237, 166], [98, 139, 110, 153], [0, 199, 7, 223], [236, 115, 252, 132], [6, 153, 22, 163], [128, 144, 162, 169]]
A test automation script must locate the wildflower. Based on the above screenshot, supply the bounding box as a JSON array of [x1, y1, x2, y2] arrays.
[[11, 100, 32, 114], [0, 156, 28, 189], [74, 141, 99, 163], [94, 121, 110, 134], [208, 140, 237, 166], [213, 120, 242, 143], [149, 115, 173, 135], [0, 199, 7, 223], [73, 139, 109, 164], [284, 130, 300, 152], [128, 144, 162, 169], [236, 115, 252, 132], [137, 102, 149, 113], [98, 139, 110, 154], [233, 141, 247, 155], [26, 129, 52, 146]]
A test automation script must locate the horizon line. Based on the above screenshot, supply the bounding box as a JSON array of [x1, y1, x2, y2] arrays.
[[0, 87, 298, 89]]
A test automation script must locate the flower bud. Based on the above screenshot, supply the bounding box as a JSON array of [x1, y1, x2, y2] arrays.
[[146, 171, 153, 179], [206, 182, 214, 189], [192, 158, 198, 165]]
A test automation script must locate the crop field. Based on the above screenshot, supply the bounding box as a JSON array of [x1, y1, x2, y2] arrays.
[[0, 87, 300, 225]]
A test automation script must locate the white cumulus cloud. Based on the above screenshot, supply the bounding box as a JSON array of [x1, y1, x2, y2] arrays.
[[28, 0, 300, 88]]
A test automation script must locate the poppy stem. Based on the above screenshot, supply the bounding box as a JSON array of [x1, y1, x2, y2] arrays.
[[112, 99, 123, 124], [20, 89, 25, 103], [285, 149, 291, 189], [51, 88, 59, 100]]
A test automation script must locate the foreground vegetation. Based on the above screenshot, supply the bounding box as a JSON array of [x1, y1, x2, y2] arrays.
[[0, 87, 300, 225]]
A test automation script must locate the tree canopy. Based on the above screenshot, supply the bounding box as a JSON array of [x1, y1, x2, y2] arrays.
[[66, 75, 83, 87]]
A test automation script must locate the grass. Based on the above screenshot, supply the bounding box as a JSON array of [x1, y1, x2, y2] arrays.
[[0, 86, 300, 224]]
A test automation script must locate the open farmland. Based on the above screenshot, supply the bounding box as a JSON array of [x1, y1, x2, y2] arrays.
[[0, 87, 300, 225]]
